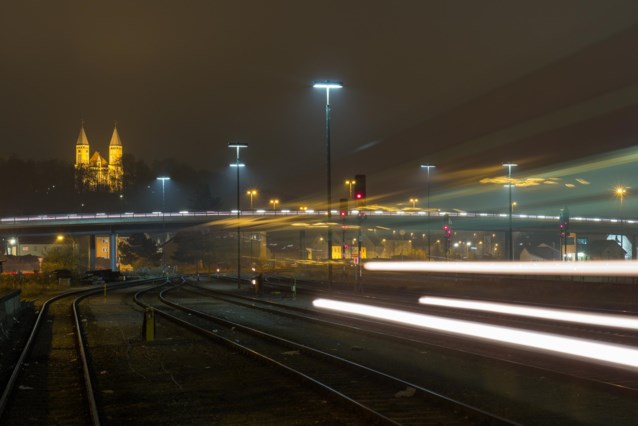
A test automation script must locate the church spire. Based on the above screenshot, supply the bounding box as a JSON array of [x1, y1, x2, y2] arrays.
[[76, 121, 89, 146], [109, 122, 122, 146]]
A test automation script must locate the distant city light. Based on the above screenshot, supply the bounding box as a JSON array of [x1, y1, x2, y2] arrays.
[[313, 298, 638, 369]]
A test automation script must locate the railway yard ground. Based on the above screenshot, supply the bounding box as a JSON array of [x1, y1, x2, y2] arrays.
[[0, 272, 637, 425]]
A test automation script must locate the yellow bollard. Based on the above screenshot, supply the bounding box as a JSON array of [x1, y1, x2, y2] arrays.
[[143, 307, 155, 342]]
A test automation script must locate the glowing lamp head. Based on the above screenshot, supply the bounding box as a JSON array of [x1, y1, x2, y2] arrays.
[[228, 143, 248, 149], [313, 81, 343, 89]]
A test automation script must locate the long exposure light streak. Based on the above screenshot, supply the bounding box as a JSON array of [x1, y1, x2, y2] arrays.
[[419, 296, 638, 330], [312, 298, 638, 369], [364, 260, 638, 276]]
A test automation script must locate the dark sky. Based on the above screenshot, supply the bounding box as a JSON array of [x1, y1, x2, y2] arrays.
[[3, 1, 638, 214]]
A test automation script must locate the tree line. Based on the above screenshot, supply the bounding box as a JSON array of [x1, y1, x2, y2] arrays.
[[0, 154, 222, 215]]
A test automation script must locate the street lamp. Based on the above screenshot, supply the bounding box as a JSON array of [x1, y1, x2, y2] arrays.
[[313, 80, 343, 267], [156, 176, 171, 276], [502, 162, 517, 261], [269, 199, 279, 212], [345, 179, 356, 199], [420, 164, 436, 261], [56, 234, 77, 270], [246, 189, 257, 210], [615, 185, 628, 258], [229, 142, 248, 289], [409, 198, 419, 208], [156, 177, 170, 210]]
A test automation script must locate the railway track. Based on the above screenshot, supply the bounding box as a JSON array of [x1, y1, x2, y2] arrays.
[[259, 276, 638, 387], [0, 286, 103, 425], [0, 279, 159, 425], [185, 281, 638, 389], [138, 280, 513, 425], [170, 279, 638, 424]]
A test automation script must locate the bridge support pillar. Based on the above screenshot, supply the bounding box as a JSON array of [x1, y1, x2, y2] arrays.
[[259, 232, 267, 260], [109, 232, 118, 271], [89, 235, 96, 271]]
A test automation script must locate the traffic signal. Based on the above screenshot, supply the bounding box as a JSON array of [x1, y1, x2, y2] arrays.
[[443, 214, 452, 240], [354, 174, 366, 205], [339, 198, 348, 217], [559, 208, 570, 238]]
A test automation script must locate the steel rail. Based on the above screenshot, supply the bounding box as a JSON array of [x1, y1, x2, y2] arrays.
[[0, 278, 160, 423], [139, 283, 516, 425]]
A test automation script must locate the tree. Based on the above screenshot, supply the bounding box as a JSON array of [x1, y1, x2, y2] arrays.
[[118, 234, 161, 268], [41, 246, 77, 273]]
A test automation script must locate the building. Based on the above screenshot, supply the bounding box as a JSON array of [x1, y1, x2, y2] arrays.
[[74, 123, 123, 192], [584, 239, 626, 260], [519, 243, 561, 261]]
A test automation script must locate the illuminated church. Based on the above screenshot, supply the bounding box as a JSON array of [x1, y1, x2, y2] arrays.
[[74, 123, 124, 192]]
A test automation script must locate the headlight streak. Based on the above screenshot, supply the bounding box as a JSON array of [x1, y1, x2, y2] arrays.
[[419, 296, 638, 330], [312, 298, 638, 369], [364, 261, 638, 276]]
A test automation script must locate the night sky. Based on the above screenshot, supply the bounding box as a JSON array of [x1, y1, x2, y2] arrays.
[[3, 1, 638, 214]]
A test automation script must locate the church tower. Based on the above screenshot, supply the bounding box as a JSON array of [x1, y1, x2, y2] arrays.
[[75, 123, 90, 167], [108, 124, 123, 192], [73, 122, 125, 193]]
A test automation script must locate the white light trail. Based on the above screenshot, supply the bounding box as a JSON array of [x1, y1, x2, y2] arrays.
[[419, 296, 638, 330], [364, 260, 638, 276], [312, 298, 638, 369]]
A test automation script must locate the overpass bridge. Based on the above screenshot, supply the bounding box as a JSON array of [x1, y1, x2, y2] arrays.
[[1, 209, 635, 270], [0, 209, 635, 234]]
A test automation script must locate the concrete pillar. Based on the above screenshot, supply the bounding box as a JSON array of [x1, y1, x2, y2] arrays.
[[109, 232, 118, 270], [259, 232, 267, 260]]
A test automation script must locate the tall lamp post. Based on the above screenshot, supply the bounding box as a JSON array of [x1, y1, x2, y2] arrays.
[[246, 189, 257, 210], [56, 234, 78, 271], [156, 177, 170, 210], [420, 164, 435, 260], [269, 199, 279, 212], [345, 179, 356, 199], [229, 143, 248, 289], [313, 80, 343, 281], [502, 162, 517, 261], [156, 176, 170, 275], [409, 198, 419, 208], [615, 185, 628, 258]]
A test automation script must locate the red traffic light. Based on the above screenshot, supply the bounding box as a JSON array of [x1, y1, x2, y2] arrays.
[[339, 198, 348, 217], [443, 224, 452, 238]]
